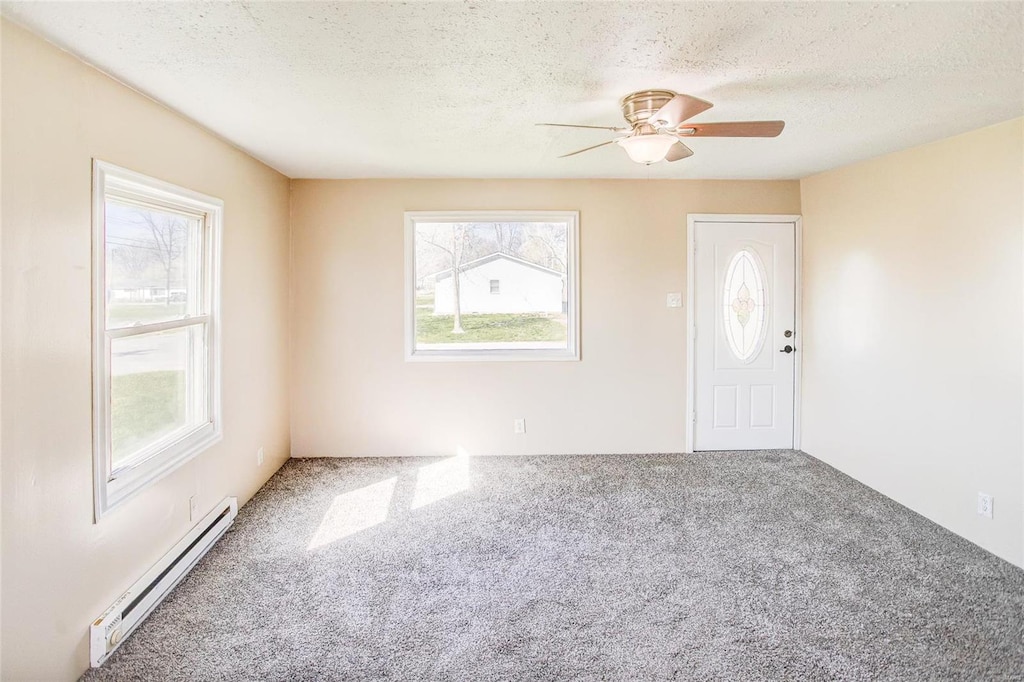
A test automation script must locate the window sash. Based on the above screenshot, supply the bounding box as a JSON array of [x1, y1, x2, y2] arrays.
[[103, 197, 208, 329], [106, 315, 210, 339], [104, 318, 213, 476], [102, 201, 211, 469]]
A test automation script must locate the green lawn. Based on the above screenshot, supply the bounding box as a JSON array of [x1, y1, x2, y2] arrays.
[[111, 370, 185, 464], [416, 306, 566, 344]]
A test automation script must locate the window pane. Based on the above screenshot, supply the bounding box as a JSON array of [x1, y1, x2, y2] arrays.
[[105, 200, 202, 329], [414, 221, 569, 351], [110, 325, 208, 467], [722, 249, 768, 363]]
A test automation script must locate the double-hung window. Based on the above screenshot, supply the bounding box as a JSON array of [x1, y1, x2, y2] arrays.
[[92, 161, 222, 518]]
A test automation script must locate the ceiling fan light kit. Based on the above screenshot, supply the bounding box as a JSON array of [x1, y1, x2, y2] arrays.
[[538, 89, 785, 165], [617, 133, 678, 164]]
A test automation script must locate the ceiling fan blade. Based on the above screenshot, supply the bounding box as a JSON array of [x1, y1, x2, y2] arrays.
[[665, 141, 694, 162], [677, 121, 785, 137], [649, 94, 714, 128], [557, 139, 617, 158], [537, 123, 628, 132]]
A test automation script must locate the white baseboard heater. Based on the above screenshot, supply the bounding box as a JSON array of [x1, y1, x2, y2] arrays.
[[90, 496, 238, 667]]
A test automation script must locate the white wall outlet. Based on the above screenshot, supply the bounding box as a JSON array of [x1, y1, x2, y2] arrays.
[[188, 495, 199, 523], [257, 447, 265, 467], [666, 292, 683, 308], [513, 418, 526, 434], [978, 492, 993, 519]]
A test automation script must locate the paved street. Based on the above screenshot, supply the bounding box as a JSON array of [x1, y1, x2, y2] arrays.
[[111, 332, 191, 376]]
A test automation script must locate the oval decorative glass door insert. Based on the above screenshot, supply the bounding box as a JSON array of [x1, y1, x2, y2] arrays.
[[722, 248, 768, 362]]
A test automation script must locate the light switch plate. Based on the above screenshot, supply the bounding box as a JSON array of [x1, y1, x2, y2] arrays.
[[666, 293, 683, 308]]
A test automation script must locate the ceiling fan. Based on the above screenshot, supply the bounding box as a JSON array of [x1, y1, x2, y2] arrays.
[[538, 90, 785, 164]]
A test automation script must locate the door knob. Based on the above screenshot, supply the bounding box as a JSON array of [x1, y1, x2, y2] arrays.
[[779, 345, 795, 353]]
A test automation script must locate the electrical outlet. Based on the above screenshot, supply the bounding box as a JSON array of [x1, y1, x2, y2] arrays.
[[666, 292, 683, 308], [978, 492, 993, 519], [513, 418, 526, 435], [188, 495, 199, 523], [257, 447, 265, 467]]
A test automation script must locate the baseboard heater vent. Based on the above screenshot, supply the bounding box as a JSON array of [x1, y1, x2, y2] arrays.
[[90, 496, 238, 667]]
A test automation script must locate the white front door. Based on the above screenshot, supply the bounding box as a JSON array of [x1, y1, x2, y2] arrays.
[[693, 219, 797, 450]]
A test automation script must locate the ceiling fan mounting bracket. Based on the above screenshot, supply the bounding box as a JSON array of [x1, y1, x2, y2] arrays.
[[620, 90, 677, 127]]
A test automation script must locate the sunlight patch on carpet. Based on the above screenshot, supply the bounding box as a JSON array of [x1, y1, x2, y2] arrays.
[[308, 476, 397, 549], [411, 448, 470, 510]]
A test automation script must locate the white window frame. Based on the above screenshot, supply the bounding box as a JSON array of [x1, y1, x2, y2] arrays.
[[404, 210, 580, 362], [92, 161, 223, 520]]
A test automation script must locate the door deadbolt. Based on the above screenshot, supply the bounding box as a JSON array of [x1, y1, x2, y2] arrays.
[[784, 330, 793, 338]]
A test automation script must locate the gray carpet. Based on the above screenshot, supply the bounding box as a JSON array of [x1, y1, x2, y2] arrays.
[[83, 452, 1024, 681]]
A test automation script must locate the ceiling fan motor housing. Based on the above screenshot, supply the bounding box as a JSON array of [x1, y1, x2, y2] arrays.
[[620, 90, 676, 127]]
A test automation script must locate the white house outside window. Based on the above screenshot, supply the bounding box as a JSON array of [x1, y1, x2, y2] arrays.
[[405, 211, 580, 361], [92, 161, 222, 518]]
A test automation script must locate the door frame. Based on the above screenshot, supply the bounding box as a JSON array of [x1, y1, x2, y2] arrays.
[[685, 214, 803, 453]]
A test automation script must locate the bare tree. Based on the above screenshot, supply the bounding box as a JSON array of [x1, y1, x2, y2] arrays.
[[450, 224, 466, 333], [110, 244, 152, 280], [132, 210, 188, 306], [523, 223, 567, 272], [492, 223, 524, 256], [419, 223, 470, 333]]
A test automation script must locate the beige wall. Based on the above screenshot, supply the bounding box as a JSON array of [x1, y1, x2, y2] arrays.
[[801, 118, 1024, 567], [289, 179, 800, 459], [1, 20, 292, 680], [4, 13, 1020, 680]]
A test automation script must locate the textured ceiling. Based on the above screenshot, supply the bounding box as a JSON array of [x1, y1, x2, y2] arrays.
[[3, 1, 1022, 179]]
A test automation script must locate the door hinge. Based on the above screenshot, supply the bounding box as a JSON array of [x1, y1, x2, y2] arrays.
[[692, 411, 697, 423]]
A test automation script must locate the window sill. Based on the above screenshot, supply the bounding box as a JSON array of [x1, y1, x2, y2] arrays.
[[96, 423, 222, 521], [405, 348, 580, 362]]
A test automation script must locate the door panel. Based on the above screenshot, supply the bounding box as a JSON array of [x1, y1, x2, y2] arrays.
[[749, 385, 775, 428], [713, 386, 738, 428], [694, 221, 796, 450]]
